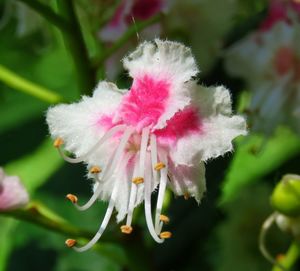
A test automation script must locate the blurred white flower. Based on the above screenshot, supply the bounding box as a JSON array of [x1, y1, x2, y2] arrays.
[[226, 2, 300, 136]]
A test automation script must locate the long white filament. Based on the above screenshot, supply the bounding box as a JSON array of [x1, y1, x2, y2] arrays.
[[259, 212, 287, 271], [150, 134, 159, 185], [150, 135, 168, 234], [125, 153, 139, 226], [75, 127, 134, 211], [154, 152, 168, 234], [143, 129, 164, 243], [74, 153, 131, 252], [58, 125, 126, 163]]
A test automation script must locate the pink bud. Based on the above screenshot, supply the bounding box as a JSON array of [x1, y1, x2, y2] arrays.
[[0, 168, 29, 211]]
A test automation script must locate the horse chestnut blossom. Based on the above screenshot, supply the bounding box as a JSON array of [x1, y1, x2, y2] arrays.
[[226, 3, 300, 136], [0, 168, 29, 211], [47, 40, 246, 251]]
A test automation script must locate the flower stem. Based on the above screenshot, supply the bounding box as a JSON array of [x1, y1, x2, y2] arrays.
[[57, 0, 96, 95], [272, 242, 300, 271], [0, 65, 63, 104], [93, 13, 163, 67], [2, 201, 94, 239], [17, 0, 70, 32]]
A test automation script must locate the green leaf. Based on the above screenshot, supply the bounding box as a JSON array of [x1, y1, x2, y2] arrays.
[[220, 127, 300, 204], [4, 139, 63, 192], [0, 218, 17, 271]]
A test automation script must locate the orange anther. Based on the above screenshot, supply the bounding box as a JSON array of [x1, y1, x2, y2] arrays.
[[132, 177, 144, 185], [66, 194, 78, 204], [90, 166, 102, 174], [53, 138, 64, 148], [160, 231, 172, 239], [65, 239, 77, 248], [120, 225, 133, 234]]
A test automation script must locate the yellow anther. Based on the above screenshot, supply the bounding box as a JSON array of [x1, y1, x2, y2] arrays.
[[132, 177, 144, 184], [120, 225, 133, 234], [65, 239, 77, 248], [184, 192, 190, 200], [154, 162, 166, 171], [160, 231, 172, 239], [66, 194, 78, 204], [90, 166, 102, 174], [53, 138, 64, 148], [159, 214, 170, 224]]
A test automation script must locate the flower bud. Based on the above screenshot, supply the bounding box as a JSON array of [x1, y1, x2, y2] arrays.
[[0, 168, 29, 211], [270, 174, 300, 217]]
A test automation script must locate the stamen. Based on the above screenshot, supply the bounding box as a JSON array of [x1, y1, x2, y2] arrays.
[[160, 231, 172, 239], [90, 166, 102, 174], [259, 212, 287, 271], [57, 124, 126, 164], [125, 155, 140, 227], [120, 225, 133, 234], [160, 214, 170, 224], [66, 194, 78, 204], [73, 127, 134, 211], [154, 151, 168, 234], [143, 129, 164, 243], [154, 162, 166, 171], [150, 134, 159, 184], [132, 177, 144, 184], [73, 153, 131, 252], [184, 192, 190, 200], [65, 239, 77, 248], [53, 137, 64, 148]]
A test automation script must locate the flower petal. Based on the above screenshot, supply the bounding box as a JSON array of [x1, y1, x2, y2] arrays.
[[168, 161, 206, 203], [170, 84, 247, 166], [122, 39, 199, 129], [46, 82, 124, 158]]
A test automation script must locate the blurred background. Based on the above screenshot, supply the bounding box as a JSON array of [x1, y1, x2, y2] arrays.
[[0, 0, 300, 270]]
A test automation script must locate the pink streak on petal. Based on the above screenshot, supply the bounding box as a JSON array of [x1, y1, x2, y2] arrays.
[[117, 74, 170, 131], [0, 175, 29, 211], [274, 46, 296, 76], [155, 106, 202, 146], [260, 0, 288, 31]]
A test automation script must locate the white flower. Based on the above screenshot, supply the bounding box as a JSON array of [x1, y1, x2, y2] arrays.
[[47, 39, 246, 251]]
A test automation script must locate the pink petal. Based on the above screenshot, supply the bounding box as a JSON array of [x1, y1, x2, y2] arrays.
[[0, 172, 29, 211]]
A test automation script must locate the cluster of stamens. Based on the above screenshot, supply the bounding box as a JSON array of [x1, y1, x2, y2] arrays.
[[53, 125, 173, 251]]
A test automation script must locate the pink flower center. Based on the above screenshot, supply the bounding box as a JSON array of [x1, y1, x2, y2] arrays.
[[117, 74, 170, 131], [155, 106, 202, 145], [97, 75, 203, 147], [274, 46, 300, 80]]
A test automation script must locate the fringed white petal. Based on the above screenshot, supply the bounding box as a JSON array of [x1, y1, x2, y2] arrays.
[[123, 39, 199, 130], [172, 115, 246, 166], [168, 161, 206, 203], [170, 84, 247, 166], [46, 82, 123, 161]]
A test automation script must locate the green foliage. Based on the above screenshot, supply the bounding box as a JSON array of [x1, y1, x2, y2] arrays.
[[4, 139, 63, 193], [221, 128, 300, 204]]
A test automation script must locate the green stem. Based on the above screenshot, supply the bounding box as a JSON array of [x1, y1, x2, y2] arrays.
[[272, 242, 300, 271], [17, 0, 70, 32], [94, 13, 163, 67], [2, 202, 94, 239], [0, 65, 63, 104], [57, 0, 96, 95]]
